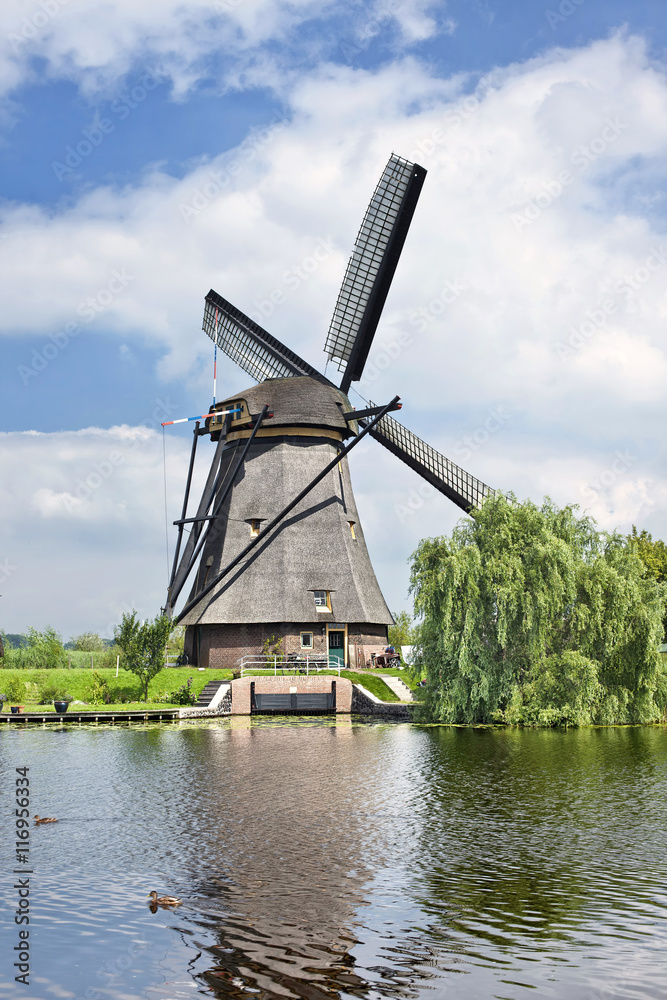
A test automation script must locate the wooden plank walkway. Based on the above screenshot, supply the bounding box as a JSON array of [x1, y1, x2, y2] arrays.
[[0, 709, 180, 725]]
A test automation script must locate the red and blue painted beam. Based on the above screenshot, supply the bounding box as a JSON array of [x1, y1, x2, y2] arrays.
[[162, 407, 241, 427]]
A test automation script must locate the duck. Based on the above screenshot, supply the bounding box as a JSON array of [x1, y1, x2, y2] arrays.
[[147, 891, 182, 908], [34, 815, 57, 824]]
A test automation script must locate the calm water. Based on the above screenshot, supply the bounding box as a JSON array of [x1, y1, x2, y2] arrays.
[[1, 719, 667, 1000]]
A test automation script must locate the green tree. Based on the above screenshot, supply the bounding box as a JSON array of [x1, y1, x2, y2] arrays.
[[69, 631, 105, 652], [166, 624, 185, 657], [410, 496, 666, 726], [628, 526, 667, 639], [627, 526, 667, 581], [113, 611, 172, 701], [24, 626, 67, 669], [388, 611, 416, 648]]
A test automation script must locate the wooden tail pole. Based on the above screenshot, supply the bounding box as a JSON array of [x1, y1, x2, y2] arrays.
[[166, 421, 200, 616], [177, 405, 270, 597]]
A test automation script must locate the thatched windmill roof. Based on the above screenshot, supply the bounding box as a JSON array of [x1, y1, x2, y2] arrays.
[[180, 377, 393, 627]]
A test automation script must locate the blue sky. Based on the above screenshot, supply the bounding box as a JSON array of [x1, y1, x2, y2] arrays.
[[2, 0, 667, 636]]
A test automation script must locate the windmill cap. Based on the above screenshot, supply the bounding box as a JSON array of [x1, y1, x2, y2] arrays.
[[215, 376, 356, 438]]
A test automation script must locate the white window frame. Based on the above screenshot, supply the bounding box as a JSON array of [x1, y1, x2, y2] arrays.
[[313, 590, 331, 612]]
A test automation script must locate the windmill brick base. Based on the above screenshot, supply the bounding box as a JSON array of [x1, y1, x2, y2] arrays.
[[185, 621, 389, 671]]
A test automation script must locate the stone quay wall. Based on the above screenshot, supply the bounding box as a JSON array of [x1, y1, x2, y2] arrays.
[[351, 684, 413, 719]]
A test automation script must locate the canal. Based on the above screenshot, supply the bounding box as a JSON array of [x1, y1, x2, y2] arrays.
[[1, 719, 666, 999]]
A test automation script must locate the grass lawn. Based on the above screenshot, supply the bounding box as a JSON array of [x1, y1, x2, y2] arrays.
[[367, 667, 423, 691], [0, 667, 233, 710], [340, 671, 400, 702], [0, 664, 410, 710]]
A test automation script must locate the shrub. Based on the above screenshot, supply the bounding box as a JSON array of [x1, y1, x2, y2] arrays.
[[86, 671, 112, 705], [261, 635, 284, 662], [168, 677, 195, 705], [5, 677, 27, 702], [37, 682, 73, 705]]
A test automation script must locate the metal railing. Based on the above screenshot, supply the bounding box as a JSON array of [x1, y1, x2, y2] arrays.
[[238, 654, 340, 677]]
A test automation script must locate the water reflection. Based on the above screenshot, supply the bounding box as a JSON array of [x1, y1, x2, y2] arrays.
[[157, 719, 424, 998], [1, 721, 667, 1000]]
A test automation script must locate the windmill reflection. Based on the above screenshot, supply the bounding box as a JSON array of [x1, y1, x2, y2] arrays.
[[169, 720, 420, 999]]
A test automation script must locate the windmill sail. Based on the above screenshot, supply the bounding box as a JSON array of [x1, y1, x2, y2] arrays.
[[204, 290, 332, 385], [362, 409, 494, 513], [324, 155, 426, 394]]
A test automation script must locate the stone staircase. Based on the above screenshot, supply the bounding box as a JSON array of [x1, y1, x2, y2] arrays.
[[195, 679, 227, 706], [381, 675, 414, 702]]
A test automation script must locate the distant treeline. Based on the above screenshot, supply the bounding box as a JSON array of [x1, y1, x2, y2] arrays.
[[3, 631, 115, 651], [0, 625, 184, 671]]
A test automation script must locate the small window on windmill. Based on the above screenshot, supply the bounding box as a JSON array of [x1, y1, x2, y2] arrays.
[[300, 632, 313, 649], [229, 398, 249, 427], [249, 519, 261, 537], [203, 556, 214, 586], [348, 521, 356, 539], [314, 590, 331, 612]]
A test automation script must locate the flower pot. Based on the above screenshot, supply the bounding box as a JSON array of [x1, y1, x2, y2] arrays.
[[11, 705, 24, 714], [54, 702, 69, 714]]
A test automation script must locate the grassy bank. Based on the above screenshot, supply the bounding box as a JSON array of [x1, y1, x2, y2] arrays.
[[0, 667, 232, 710], [339, 671, 400, 702], [0, 665, 409, 710]]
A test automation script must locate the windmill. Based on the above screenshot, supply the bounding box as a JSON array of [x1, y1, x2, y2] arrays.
[[166, 154, 494, 670]]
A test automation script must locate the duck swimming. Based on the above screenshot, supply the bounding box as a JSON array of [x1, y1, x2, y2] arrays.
[[147, 891, 182, 908], [34, 815, 57, 824]]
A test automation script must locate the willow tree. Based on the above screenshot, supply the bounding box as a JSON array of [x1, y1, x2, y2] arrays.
[[410, 496, 666, 726]]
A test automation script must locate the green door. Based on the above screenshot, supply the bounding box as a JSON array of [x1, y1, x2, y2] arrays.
[[328, 630, 345, 669]]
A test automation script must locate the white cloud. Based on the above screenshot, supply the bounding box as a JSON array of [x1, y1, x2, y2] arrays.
[[3, 33, 667, 631], [0, 0, 448, 102], [0, 426, 196, 636]]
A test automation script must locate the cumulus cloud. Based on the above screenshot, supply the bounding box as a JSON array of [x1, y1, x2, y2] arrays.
[[3, 32, 667, 631], [0, 0, 448, 103], [0, 425, 197, 636], [4, 35, 667, 411]]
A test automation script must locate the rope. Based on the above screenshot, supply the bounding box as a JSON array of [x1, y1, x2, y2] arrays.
[[349, 384, 371, 407]]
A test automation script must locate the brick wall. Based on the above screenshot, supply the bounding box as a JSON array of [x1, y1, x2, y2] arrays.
[[184, 621, 389, 670], [231, 675, 352, 714]]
